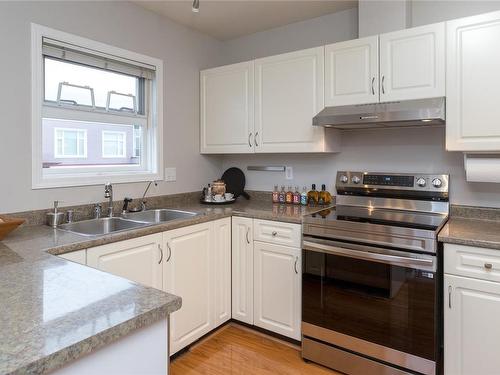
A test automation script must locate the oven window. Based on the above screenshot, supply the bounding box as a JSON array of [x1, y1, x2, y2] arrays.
[[302, 250, 436, 361]]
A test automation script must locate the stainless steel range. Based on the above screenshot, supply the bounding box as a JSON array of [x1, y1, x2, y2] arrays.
[[301, 171, 449, 375]]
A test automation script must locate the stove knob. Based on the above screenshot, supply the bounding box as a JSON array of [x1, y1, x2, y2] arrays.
[[352, 176, 361, 184], [416, 178, 426, 187], [340, 175, 348, 183], [432, 178, 443, 188]]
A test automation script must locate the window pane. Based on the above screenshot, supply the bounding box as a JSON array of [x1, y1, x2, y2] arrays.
[[44, 58, 138, 109], [43, 119, 141, 169]]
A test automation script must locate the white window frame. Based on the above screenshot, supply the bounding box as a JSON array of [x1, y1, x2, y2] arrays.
[[31, 23, 164, 189], [54, 127, 88, 158], [133, 126, 141, 158], [102, 130, 127, 158]]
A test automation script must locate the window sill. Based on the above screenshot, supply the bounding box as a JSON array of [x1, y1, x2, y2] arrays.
[[32, 171, 163, 189]]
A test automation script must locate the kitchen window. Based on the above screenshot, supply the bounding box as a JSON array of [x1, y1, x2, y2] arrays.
[[31, 24, 163, 188], [54, 128, 87, 158], [102, 131, 126, 158]]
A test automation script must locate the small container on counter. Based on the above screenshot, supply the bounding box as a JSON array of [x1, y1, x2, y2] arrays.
[[272, 185, 279, 203], [278, 186, 286, 203], [300, 187, 308, 206], [293, 186, 300, 205], [285, 186, 293, 204]]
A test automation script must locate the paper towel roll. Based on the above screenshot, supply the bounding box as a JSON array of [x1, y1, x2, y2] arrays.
[[465, 155, 500, 183]]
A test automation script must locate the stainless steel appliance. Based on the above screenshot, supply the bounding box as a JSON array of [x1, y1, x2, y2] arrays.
[[301, 171, 449, 375], [312, 97, 445, 129]]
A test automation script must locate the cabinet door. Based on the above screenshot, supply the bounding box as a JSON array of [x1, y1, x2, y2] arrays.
[[254, 47, 330, 153], [379, 23, 445, 102], [200, 61, 254, 154], [325, 36, 379, 106], [87, 234, 162, 289], [212, 218, 231, 327], [231, 216, 254, 324], [253, 241, 301, 340], [58, 249, 86, 265], [163, 222, 212, 354], [445, 274, 500, 375], [446, 11, 500, 151]]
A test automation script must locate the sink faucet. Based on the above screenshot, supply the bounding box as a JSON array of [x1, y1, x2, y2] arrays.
[[141, 180, 158, 211], [104, 183, 113, 217]]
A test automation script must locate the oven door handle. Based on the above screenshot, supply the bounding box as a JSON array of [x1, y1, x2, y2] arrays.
[[302, 240, 435, 271]]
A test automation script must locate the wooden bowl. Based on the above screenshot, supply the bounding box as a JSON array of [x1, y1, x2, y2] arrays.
[[0, 216, 25, 241]]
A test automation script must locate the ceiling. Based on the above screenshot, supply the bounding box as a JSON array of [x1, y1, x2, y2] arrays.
[[134, 0, 358, 41]]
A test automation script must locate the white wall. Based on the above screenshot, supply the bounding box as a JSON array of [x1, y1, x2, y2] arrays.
[[220, 0, 500, 208], [0, 1, 224, 213]]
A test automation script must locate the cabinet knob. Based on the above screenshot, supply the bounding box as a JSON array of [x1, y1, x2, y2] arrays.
[[271, 231, 278, 237], [485, 263, 493, 270]]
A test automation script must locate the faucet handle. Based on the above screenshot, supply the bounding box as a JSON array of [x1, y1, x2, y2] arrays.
[[122, 197, 133, 213]]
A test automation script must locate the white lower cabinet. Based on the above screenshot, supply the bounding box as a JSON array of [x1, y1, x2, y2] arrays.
[[231, 216, 254, 324], [87, 234, 163, 289], [253, 241, 301, 340], [58, 249, 86, 265], [163, 221, 213, 354], [444, 243, 500, 375], [232, 218, 302, 340], [163, 218, 232, 355]]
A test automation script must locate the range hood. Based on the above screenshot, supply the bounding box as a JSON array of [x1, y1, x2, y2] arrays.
[[312, 97, 445, 129]]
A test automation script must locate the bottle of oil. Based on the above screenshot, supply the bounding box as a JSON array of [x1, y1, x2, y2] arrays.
[[319, 184, 332, 205], [307, 184, 319, 206]]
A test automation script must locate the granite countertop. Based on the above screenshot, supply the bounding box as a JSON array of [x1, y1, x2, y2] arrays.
[[0, 198, 329, 375], [439, 217, 500, 250]]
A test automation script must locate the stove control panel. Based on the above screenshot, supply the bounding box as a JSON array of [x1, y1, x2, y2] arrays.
[[336, 171, 449, 193]]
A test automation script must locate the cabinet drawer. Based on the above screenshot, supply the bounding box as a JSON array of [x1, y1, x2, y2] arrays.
[[444, 243, 500, 282], [253, 219, 301, 247]]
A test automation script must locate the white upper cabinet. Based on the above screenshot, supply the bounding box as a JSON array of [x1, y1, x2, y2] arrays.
[[86, 234, 163, 290], [379, 23, 445, 102], [200, 61, 254, 154], [254, 47, 335, 153], [325, 36, 379, 106], [446, 11, 500, 151]]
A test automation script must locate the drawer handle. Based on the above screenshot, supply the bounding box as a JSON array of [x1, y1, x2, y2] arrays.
[[271, 231, 278, 237], [485, 263, 493, 270]]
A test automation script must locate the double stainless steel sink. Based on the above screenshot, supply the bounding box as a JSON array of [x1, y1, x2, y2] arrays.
[[58, 209, 198, 236]]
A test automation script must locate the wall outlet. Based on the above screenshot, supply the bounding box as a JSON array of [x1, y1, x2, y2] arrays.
[[285, 166, 293, 180], [164, 167, 176, 182]]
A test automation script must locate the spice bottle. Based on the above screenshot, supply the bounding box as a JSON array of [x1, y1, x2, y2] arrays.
[[300, 187, 308, 206], [278, 186, 286, 203], [293, 186, 300, 205], [272, 185, 279, 203], [285, 186, 293, 204]]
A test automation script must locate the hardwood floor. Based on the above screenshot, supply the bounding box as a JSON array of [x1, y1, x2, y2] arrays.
[[171, 324, 340, 375]]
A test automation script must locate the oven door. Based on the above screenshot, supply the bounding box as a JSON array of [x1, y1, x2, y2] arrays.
[[302, 237, 437, 375]]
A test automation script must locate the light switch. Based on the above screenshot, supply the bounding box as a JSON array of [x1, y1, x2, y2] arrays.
[[165, 167, 176, 182], [285, 166, 293, 180]]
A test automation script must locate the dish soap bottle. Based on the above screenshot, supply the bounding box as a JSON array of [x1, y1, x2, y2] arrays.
[[278, 186, 286, 204], [319, 184, 332, 205], [307, 184, 319, 206], [272, 185, 279, 203], [285, 186, 293, 204], [293, 186, 300, 205], [300, 187, 308, 206]]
